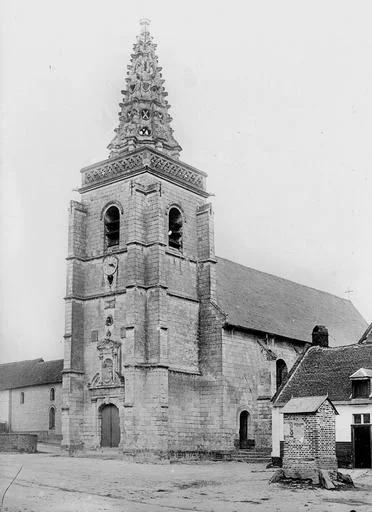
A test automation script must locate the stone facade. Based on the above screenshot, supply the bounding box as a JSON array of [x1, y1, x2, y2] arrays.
[[0, 384, 62, 441], [61, 21, 366, 458], [62, 158, 306, 456]]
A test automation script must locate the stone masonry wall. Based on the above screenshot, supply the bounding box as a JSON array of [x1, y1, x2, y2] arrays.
[[222, 329, 303, 450], [10, 384, 62, 435], [0, 433, 37, 453], [63, 169, 207, 453], [168, 372, 201, 450]]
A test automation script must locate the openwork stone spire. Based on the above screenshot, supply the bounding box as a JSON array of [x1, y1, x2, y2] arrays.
[[108, 19, 182, 159]]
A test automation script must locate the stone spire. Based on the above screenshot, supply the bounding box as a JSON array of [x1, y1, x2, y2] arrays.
[[108, 19, 182, 159]]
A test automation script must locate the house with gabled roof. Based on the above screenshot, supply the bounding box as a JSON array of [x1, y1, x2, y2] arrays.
[[272, 327, 372, 468], [0, 358, 63, 443]]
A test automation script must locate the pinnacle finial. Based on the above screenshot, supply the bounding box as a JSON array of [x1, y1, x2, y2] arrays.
[[139, 18, 151, 35]]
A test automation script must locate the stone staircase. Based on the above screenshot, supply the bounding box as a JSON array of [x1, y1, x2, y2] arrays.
[[229, 449, 272, 464]]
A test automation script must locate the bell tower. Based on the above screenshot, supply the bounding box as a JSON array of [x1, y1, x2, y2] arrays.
[[62, 20, 217, 457]]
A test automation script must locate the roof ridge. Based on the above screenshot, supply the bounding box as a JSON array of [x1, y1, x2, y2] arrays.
[[317, 343, 372, 351], [37, 359, 64, 364], [216, 255, 352, 304], [0, 357, 44, 367]]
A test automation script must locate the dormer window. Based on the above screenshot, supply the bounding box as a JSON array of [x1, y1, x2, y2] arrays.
[[352, 380, 370, 398], [350, 368, 372, 399]]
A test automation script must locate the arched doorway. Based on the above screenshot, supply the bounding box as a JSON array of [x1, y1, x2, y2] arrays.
[[239, 410, 250, 449], [101, 404, 120, 447]]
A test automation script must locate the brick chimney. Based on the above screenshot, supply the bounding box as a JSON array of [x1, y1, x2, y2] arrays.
[[312, 325, 329, 347]]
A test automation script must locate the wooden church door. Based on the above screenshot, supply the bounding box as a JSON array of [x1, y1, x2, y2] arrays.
[[101, 404, 120, 447]]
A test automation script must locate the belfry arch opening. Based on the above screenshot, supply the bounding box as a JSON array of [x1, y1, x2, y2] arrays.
[[168, 207, 183, 250], [104, 206, 120, 249]]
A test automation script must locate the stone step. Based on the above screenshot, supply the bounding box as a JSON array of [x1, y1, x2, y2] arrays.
[[229, 450, 271, 463], [74, 448, 124, 460], [230, 457, 271, 464]]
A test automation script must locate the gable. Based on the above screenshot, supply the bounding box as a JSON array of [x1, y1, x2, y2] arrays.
[[281, 395, 338, 414], [216, 257, 367, 346]]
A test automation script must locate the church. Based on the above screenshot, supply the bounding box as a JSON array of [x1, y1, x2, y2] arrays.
[[62, 20, 367, 459]]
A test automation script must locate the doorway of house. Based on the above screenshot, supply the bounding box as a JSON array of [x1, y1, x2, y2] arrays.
[[353, 425, 371, 468], [239, 410, 250, 449], [101, 404, 120, 448]]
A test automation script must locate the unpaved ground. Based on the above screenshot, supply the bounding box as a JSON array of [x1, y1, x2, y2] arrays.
[[0, 446, 372, 512]]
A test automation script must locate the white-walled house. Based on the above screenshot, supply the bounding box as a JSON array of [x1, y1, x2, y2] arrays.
[[0, 358, 63, 442], [272, 328, 372, 468]]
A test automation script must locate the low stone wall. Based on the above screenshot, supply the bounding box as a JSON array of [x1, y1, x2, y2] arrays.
[[14, 430, 62, 444], [0, 433, 37, 453]]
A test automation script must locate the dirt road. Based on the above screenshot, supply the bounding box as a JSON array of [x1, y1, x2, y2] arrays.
[[0, 447, 371, 511]]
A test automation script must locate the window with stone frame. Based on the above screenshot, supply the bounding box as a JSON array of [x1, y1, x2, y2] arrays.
[[352, 379, 370, 399], [104, 206, 120, 249], [168, 207, 183, 251], [276, 359, 288, 390], [50, 387, 55, 401], [20, 392, 24, 404], [49, 407, 56, 430]]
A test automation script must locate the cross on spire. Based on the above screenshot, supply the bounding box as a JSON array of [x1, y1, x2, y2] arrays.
[[139, 18, 150, 36]]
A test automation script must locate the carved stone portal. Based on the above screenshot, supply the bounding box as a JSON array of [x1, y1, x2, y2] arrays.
[[89, 336, 124, 389]]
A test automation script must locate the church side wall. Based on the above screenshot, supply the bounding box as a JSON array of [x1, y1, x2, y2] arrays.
[[10, 384, 62, 435], [0, 391, 9, 425], [222, 328, 303, 450]]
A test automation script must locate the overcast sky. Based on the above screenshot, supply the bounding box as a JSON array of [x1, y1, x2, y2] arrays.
[[1, 0, 372, 363]]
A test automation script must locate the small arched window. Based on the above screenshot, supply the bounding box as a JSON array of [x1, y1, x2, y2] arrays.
[[49, 407, 56, 430], [168, 207, 183, 251], [20, 392, 24, 404], [104, 206, 120, 248], [276, 359, 288, 390], [50, 388, 55, 401]]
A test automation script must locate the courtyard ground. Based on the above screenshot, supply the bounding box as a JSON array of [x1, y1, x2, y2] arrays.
[[0, 445, 372, 512]]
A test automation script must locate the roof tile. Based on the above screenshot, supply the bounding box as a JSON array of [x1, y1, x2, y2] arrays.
[[216, 257, 367, 345], [0, 358, 63, 390]]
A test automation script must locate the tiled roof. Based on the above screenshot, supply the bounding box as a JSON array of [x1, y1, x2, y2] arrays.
[[281, 396, 338, 414], [0, 358, 63, 391], [216, 257, 367, 346], [274, 343, 372, 405]]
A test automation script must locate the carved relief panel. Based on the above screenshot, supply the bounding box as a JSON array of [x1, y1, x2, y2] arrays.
[[89, 335, 124, 389]]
